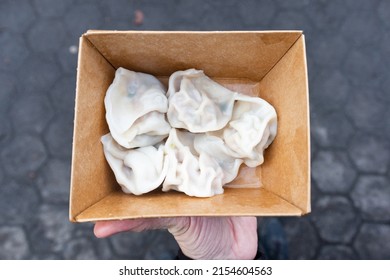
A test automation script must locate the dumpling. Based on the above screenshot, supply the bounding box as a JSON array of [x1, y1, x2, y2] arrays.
[[105, 67, 170, 148], [194, 134, 243, 185], [167, 69, 236, 133], [122, 111, 171, 148], [163, 129, 224, 197], [221, 94, 277, 167], [101, 133, 167, 195]]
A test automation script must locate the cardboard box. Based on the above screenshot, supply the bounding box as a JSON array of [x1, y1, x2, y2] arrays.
[[70, 31, 310, 222]]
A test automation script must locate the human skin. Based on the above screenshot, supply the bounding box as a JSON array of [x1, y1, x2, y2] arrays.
[[94, 216, 258, 260]]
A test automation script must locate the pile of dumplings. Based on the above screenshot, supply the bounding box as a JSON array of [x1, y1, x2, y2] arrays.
[[101, 68, 277, 197]]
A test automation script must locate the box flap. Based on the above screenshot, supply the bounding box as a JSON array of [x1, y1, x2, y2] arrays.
[[84, 31, 302, 81], [259, 35, 311, 214], [75, 188, 303, 222], [69, 36, 116, 221]]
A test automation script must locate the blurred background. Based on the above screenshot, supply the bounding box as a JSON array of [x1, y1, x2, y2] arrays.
[[0, 0, 389, 260]]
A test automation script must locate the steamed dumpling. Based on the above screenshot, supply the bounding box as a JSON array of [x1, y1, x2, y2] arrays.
[[163, 129, 224, 197], [221, 94, 277, 167], [102, 68, 278, 198], [194, 134, 243, 185], [101, 133, 167, 195], [122, 111, 171, 148], [167, 69, 236, 133], [105, 67, 170, 148]]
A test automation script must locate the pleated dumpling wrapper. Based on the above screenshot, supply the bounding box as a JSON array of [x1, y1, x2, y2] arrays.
[[163, 129, 224, 197], [101, 133, 167, 195], [167, 69, 236, 133], [217, 93, 277, 167], [105, 67, 171, 148], [193, 134, 243, 185]]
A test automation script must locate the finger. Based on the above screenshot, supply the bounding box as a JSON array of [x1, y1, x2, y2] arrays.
[[94, 219, 144, 238], [94, 217, 186, 238]]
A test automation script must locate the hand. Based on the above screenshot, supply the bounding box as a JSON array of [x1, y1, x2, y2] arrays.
[[94, 216, 258, 260]]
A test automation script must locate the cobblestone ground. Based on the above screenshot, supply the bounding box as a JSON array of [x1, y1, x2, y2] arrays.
[[1, 0, 389, 260]]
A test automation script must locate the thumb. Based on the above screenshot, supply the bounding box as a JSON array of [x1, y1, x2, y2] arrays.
[[94, 217, 188, 238]]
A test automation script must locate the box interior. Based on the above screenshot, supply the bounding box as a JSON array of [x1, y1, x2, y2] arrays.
[[70, 31, 310, 222]]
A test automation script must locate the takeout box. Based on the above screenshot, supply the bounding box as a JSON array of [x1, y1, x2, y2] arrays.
[[69, 31, 310, 222]]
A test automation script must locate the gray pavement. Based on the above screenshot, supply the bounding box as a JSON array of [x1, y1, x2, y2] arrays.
[[0, 0, 389, 259]]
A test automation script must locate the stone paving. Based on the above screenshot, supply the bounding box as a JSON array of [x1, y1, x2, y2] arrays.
[[0, 0, 389, 260]]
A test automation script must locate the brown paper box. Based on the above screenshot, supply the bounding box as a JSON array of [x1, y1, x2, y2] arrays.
[[69, 31, 310, 222]]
